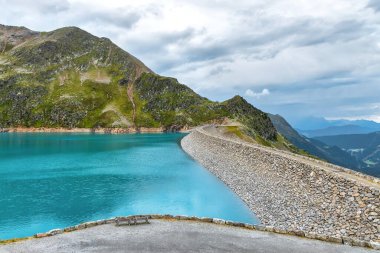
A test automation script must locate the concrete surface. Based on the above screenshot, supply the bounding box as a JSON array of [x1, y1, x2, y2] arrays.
[[0, 220, 375, 253]]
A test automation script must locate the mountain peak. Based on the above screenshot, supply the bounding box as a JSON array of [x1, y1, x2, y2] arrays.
[[53, 26, 84, 32], [0, 24, 38, 51], [0, 24, 33, 32], [224, 95, 277, 140], [229, 95, 245, 101], [48, 26, 95, 39], [2, 25, 151, 78], [0, 24, 278, 142]]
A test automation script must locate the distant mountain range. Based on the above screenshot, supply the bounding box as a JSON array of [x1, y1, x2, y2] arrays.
[[291, 117, 380, 137], [291, 117, 380, 130], [269, 114, 380, 178], [298, 124, 380, 137]]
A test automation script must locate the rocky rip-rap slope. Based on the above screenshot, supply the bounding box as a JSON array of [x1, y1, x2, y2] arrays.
[[0, 24, 286, 145]]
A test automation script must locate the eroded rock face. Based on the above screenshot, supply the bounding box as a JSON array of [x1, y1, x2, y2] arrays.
[[181, 127, 380, 242]]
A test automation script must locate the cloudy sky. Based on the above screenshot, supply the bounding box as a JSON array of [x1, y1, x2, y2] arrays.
[[1, 0, 380, 125]]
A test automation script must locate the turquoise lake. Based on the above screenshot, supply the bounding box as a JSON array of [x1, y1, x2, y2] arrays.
[[0, 133, 258, 239]]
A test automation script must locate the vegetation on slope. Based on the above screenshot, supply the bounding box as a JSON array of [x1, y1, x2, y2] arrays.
[[222, 125, 312, 154], [134, 73, 225, 128], [270, 114, 380, 176], [0, 24, 278, 142], [223, 96, 277, 140], [315, 132, 380, 176], [268, 114, 366, 167]]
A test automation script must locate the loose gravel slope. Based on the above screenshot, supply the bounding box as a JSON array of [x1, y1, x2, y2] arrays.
[[181, 126, 380, 243]]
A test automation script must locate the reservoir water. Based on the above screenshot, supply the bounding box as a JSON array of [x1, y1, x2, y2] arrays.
[[0, 133, 258, 239]]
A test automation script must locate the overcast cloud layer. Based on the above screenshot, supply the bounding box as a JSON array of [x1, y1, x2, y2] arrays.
[[1, 0, 379, 124]]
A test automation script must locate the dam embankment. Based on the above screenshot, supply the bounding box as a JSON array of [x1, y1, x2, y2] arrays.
[[181, 126, 380, 243]]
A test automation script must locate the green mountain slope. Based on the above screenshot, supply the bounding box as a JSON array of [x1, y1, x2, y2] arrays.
[[315, 132, 380, 177], [315, 132, 380, 149], [269, 114, 380, 177], [269, 114, 361, 169], [0, 24, 277, 141]]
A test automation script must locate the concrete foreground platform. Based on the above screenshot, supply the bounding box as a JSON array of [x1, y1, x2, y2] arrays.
[[0, 220, 375, 253]]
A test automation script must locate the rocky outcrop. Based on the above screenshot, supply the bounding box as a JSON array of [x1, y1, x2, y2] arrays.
[[0, 25, 38, 53], [181, 126, 380, 243]]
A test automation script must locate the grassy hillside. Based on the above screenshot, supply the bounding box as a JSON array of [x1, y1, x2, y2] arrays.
[[269, 114, 354, 164], [269, 114, 380, 177], [315, 132, 380, 149], [315, 132, 380, 177], [0, 24, 278, 141], [220, 125, 307, 153]]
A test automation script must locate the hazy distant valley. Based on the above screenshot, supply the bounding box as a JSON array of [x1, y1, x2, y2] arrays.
[[270, 115, 380, 177]]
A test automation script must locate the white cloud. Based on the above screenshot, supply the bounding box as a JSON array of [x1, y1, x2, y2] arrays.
[[0, 0, 379, 122], [245, 88, 270, 99]]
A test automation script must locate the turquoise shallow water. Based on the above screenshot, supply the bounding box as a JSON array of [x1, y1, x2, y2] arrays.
[[0, 133, 258, 239]]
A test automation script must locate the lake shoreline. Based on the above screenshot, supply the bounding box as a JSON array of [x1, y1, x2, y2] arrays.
[[0, 127, 192, 134], [0, 131, 257, 239]]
